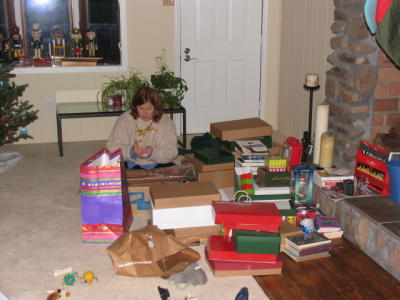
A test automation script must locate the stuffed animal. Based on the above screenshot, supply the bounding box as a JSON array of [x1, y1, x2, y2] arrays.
[[46, 288, 70, 300]]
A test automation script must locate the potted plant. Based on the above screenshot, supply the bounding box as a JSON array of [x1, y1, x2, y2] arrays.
[[97, 70, 145, 109], [150, 50, 188, 109]]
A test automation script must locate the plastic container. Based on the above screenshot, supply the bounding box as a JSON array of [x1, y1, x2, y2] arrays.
[[387, 160, 400, 204]]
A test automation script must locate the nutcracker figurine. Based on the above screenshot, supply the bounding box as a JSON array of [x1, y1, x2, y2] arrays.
[[51, 25, 65, 58], [31, 23, 43, 59], [71, 27, 83, 57], [86, 29, 97, 57], [0, 32, 10, 62], [10, 26, 23, 60]]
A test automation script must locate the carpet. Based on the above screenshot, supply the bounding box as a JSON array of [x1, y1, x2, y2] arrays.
[[0, 141, 268, 300]]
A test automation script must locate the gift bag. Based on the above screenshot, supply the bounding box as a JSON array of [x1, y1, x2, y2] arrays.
[[107, 225, 200, 278], [80, 149, 133, 243]]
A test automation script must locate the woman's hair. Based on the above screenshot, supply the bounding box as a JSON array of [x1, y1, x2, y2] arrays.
[[130, 85, 163, 122]]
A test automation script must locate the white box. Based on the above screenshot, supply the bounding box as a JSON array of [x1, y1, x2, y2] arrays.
[[151, 201, 215, 229], [313, 168, 354, 188]]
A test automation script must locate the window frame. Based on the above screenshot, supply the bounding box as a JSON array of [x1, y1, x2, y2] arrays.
[[8, 0, 128, 74]]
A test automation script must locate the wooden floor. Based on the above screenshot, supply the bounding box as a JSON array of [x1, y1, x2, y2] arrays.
[[255, 238, 400, 300]]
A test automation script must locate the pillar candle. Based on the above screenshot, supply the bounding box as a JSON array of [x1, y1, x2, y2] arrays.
[[313, 104, 329, 165], [305, 73, 319, 87], [319, 132, 335, 168]]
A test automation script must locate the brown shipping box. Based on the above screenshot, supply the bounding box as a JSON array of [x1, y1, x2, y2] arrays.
[[184, 154, 235, 188], [210, 118, 273, 141], [128, 186, 151, 214], [163, 225, 222, 245], [150, 181, 221, 209]]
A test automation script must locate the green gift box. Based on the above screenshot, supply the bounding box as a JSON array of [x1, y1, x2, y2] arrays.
[[194, 148, 235, 164], [257, 168, 291, 187], [233, 229, 281, 254]]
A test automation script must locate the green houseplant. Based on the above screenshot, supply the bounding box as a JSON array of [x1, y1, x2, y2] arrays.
[[150, 50, 188, 109], [97, 71, 145, 109]]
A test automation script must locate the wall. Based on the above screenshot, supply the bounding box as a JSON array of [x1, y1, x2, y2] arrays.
[[12, 0, 175, 144], [372, 51, 400, 139], [277, 0, 334, 139]]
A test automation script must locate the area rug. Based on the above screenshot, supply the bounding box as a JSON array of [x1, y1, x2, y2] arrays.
[[0, 141, 268, 300]]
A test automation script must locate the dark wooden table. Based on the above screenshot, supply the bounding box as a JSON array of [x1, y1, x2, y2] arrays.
[[56, 102, 187, 156], [255, 238, 400, 300]]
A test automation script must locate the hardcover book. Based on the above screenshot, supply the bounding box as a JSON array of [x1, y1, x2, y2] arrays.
[[212, 201, 282, 227], [283, 247, 331, 262], [285, 232, 331, 250], [285, 243, 332, 256], [315, 216, 342, 232], [235, 139, 269, 155], [253, 182, 291, 195]]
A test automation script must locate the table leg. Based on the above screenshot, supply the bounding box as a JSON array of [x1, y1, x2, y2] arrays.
[[56, 115, 63, 157], [183, 109, 186, 149]]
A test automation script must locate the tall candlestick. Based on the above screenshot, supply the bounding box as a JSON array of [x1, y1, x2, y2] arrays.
[[305, 73, 319, 87], [319, 132, 335, 168], [313, 104, 329, 165]]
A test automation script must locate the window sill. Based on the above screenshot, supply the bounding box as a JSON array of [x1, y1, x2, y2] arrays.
[[11, 64, 127, 75]]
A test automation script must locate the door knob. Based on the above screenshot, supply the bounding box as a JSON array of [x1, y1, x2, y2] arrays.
[[184, 54, 198, 62], [184, 48, 190, 54]]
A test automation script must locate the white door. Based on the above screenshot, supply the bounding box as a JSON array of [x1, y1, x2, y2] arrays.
[[179, 0, 263, 133]]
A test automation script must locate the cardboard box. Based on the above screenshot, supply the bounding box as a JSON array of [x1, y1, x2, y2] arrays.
[[257, 167, 291, 187], [163, 225, 221, 245], [128, 186, 151, 214], [151, 203, 215, 229], [185, 154, 234, 172], [184, 154, 235, 188], [150, 181, 220, 209], [233, 229, 281, 254], [197, 169, 235, 188], [210, 118, 273, 141]]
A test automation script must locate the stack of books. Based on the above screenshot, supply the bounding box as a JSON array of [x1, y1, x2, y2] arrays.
[[315, 215, 343, 239], [205, 201, 283, 276], [234, 139, 270, 174], [282, 231, 332, 262]]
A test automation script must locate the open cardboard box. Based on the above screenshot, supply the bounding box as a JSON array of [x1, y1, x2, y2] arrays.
[[184, 154, 235, 188]]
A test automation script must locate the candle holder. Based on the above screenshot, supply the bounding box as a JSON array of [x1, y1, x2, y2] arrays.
[[301, 84, 320, 162]]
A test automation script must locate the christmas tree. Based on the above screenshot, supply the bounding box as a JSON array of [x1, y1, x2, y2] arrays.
[[0, 63, 38, 146]]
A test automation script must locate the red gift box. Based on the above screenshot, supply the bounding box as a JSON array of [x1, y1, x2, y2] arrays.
[[206, 235, 279, 262], [212, 201, 282, 229]]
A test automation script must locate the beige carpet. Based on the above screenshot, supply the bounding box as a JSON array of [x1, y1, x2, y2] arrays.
[[0, 141, 268, 300]]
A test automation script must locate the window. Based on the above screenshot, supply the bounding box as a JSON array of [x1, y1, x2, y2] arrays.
[[0, 0, 126, 71]]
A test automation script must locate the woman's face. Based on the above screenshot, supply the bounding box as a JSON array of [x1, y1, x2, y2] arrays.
[[137, 101, 155, 121]]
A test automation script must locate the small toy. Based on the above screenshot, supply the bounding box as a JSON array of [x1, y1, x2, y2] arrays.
[[82, 271, 97, 284], [0, 32, 10, 62], [292, 165, 314, 202], [71, 27, 83, 57], [62, 272, 79, 286], [46, 288, 70, 300], [86, 28, 98, 57], [51, 25, 66, 58], [10, 26, 23, 59], [31, 23, 43, 59]]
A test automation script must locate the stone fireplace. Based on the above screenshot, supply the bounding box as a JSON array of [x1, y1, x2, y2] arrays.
[[325, 0, 400, 168]]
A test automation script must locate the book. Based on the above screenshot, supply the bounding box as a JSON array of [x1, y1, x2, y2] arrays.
[[285, 243, 332, 256], [313, 168, 354, 188], [253, 182, 291, 195], [321, 230, 343, 239], [235, 157, 265, 167], [285, 232, 331, 250], [315, 216, 342, 232], [212, 200, 282, 227], [283, 246, 331, 262], [235, 139, 270, 156]]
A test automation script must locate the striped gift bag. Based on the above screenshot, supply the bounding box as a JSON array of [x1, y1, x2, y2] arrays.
[[80, 149, 133, 243]]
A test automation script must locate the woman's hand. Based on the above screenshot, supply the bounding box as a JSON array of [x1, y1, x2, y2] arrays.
[[132, 141, 153, 159]]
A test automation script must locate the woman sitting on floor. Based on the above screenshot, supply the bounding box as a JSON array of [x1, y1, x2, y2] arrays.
[[106, 85, 178, 169]]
